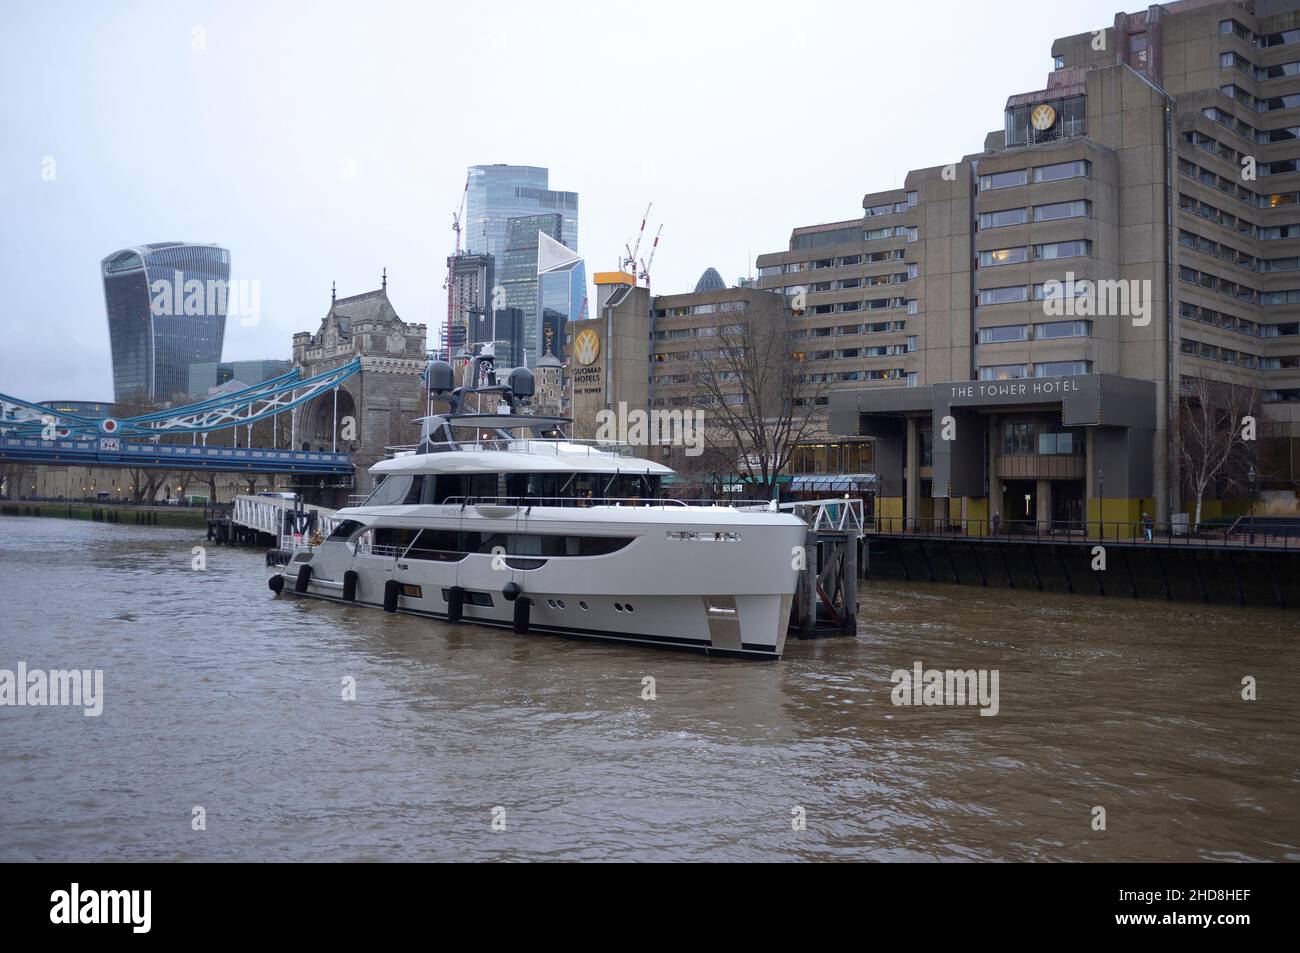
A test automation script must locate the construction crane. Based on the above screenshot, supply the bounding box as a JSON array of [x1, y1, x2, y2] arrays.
[[623, 202, 652, 277], [638, 224, 662, 289], [443, 174, 470, 362]]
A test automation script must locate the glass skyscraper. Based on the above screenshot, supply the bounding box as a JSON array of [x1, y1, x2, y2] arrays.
[[101, 242, 231, 402], [499, 214, 563, 364], [539, 247, 586, 364], [464, 164, 578, 259], [459, 164, 583, 367]]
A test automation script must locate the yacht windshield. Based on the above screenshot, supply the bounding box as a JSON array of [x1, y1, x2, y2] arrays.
[[363, 474, 423, 506]]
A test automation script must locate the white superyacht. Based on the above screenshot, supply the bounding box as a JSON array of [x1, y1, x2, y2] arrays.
[[268, 354, 806, 659]]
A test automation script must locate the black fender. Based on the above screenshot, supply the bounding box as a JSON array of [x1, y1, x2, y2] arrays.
[[446, 585, 465, 623]]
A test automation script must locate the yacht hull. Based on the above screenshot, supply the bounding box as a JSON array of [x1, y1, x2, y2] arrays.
[[272, 504, 806, 660]]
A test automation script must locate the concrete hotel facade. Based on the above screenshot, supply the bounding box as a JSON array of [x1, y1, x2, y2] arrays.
[[756, 0, 1300, 532]]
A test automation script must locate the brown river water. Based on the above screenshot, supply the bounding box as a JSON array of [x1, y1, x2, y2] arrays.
[[1, 515, 1297, 861]]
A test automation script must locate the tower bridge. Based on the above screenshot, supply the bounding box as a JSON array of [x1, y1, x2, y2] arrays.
[[1, 278, 429, 505]]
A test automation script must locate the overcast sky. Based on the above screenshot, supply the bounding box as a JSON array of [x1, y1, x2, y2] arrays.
[[0, 0, 1126, 402]]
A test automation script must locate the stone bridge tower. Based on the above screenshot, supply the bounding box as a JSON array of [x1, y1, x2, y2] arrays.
[[291, 273, 427, 500]]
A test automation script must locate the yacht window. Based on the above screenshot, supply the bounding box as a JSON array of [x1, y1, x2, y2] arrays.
[[403, 529, 469, 562], [364, 474, 415, 507], [475, 533, 634, 557], [429, 473, 499, 503], [328, 520, 364, 541], [374, 527, 421, 552]]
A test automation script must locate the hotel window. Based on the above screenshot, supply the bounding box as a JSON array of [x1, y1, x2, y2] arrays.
[[1038, 430, 1083, 455], [981, 363, 1029, 381], [977, 324, 1029, 343], [906, 335, 917, 351], [1259, 27, 1300, 48], [1034, 239, 1090, 260], [979, 246, 1029, 267], [1261, 223, 1300, 240], [1220, 85, 1258, 109], [979, 207, 1028, 229], [1129, 32, 1147, 61], [1035, 319, 1090, 339], [906, 299, 918, 315], [1033, 200, 1089, 222], [979, 169, 1028, 191], [1033, 360, 1090, 378], [1256, 61, 1300, 80], [1221, 51, 1253, 74], [841, 255, 862, 265], [906, 263, 918, 279], [1261, 159, 1300, 176], [1261, 93, 1300, 112], [1002, 422, 1035, 453], [1260, 191, 1300, 208], [1222, 19, 1252, 42], [978, 285, 1028, 306], [1033, 159, 1091, 183], [864, 227, 891, 240], [1032, 279, 1088, 300]]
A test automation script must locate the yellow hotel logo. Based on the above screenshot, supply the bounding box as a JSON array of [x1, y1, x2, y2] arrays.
[[574, 327, 601, 366]]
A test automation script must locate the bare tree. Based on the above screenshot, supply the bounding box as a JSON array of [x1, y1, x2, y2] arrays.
[[1178, 376, 1261, 529], [687, 308, 830, 499], [127, 467, 165, 503], [662, 443, 740, 500]]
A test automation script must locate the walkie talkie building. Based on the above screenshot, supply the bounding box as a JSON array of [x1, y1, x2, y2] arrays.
[[101, 242, 231, 402]]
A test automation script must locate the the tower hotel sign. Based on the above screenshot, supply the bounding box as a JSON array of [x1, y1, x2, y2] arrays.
[[949, 377, 1081, 403]]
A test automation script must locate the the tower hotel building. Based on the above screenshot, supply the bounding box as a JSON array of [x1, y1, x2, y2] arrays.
[[755, 0, 1300, 529]]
